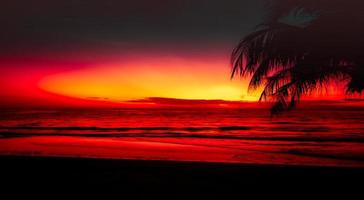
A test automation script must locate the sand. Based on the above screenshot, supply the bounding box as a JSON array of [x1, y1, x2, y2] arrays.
[[1, 155, 363, 197]]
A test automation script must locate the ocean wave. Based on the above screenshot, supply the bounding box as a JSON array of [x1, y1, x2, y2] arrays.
[[2, 130, 364, 143], [285, 149, 364, 162], [0, 126, 253, 132]]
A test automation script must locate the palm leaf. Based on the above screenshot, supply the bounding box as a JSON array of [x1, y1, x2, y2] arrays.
[[231, 0, 364, 114]]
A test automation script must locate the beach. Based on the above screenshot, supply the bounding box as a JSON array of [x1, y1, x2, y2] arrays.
[[1, 105, 364, 196], [1, 155, 363, 197], [1, 0, 364, 197]]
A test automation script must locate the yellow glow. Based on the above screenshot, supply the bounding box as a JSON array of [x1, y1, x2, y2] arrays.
[[39, 57, 259, 102]]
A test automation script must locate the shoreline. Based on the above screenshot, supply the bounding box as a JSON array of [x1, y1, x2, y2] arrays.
[[2, 135, 364, 168]]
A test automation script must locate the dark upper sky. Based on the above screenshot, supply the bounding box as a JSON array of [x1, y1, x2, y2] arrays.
[[0, 1, 357, 106], [1, 0, 264, 54], [0, 0, 267, 107]]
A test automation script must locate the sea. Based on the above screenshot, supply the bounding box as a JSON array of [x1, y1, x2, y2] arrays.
[[1, 103, 364, 167]]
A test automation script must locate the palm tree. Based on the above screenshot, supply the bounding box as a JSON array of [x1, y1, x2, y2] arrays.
[[231, 0, 364, 114]]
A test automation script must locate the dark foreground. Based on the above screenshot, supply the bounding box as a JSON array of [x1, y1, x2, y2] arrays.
[[1, 156, 364, 197]]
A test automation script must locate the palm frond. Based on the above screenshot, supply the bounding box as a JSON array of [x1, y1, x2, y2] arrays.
[[231, 0, 364, 114]]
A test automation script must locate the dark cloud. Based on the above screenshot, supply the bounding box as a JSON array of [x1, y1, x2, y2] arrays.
[[0, 0, 264, 54]]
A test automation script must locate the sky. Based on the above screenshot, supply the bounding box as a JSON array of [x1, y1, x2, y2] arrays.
[[0, 0, 352, 108]]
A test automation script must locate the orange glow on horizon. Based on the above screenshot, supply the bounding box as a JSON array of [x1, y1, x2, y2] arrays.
[[39, 56, 260, 102], [1, 51, 359, 108]]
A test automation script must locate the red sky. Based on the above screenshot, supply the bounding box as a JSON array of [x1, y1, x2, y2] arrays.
[[0, 45, 356, 109], [0, 44, 257, 108], [0, 0, 361, 108]]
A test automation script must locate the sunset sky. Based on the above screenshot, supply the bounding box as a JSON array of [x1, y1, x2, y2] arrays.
[[0, 0, 353, 108]]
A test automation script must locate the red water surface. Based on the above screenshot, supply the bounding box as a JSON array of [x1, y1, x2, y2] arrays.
[[1, 103, 364, 167]]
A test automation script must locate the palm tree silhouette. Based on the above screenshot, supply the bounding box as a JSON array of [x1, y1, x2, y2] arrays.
[[231, 0, 364, 114]]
